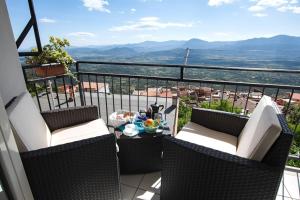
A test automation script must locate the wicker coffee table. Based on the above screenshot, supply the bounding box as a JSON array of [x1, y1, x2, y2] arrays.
[[115, 129, 171, 174]]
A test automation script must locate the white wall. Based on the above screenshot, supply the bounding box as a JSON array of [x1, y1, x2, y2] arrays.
[[0, 0, 33, 199], [0, 93, 33, 200], [0, 0, 26, 105]]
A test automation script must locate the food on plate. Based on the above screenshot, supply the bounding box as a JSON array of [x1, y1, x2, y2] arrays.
[[144, 119, 154, 126], [144, 119, 159, 128], [123, 112, 134, 118], [116, 112, 134, 120], [116, 114, 123, 119], [109, 111, 138, 128]]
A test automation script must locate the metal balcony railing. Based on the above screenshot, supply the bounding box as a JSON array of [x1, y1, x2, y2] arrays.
[[22, 61, 300, 161]]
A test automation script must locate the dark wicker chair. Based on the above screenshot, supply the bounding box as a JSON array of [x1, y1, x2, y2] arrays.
[[20, 106, 121, 200], [161, 108, 293, 200]]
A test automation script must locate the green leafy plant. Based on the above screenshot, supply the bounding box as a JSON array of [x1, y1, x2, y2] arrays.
[[285, 103, 300, 167], [177, 100, 192, 131], [287, 104, 300, 125], [177, 98, 242, 132], [201, 100, 242, 114], [26, 36, 75, 77]]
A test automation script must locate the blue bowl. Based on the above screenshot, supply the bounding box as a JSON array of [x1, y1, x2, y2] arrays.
[[143, 124, 159, 134]]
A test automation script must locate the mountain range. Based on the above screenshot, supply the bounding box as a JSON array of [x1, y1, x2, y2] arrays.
[[67, 35, 300, 70], [64, 35, 300, 86], [68, 35, 300, 54]]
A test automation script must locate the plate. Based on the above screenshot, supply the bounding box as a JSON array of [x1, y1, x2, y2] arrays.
[[123, 124, 139, 137]]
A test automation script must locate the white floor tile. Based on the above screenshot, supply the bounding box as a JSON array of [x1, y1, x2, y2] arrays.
[[277, 179, 284, 196], [119, 169, 300, 200], [283, 171, 300, 199], [139, 172, 161, 195], [121, 174, 144, 188], [276, 196, 293, 200], [134, 189, 160, 200], [121, 184, 137, 200]]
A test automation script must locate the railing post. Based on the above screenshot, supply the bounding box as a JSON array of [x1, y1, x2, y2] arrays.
[[76, 62, 85, 106], [180, 66, 184, 81], [22, 67, 28, 83], [285, 89, 294, 115]]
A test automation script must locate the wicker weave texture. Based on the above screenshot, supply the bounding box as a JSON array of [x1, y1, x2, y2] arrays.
[[162, 137, 282, 200], [117, 135, 163, 174], [21, 134, 120, 200], [41, 106, 99, 132], [191, 108, 248, 137], [161, 109, 293, 200]]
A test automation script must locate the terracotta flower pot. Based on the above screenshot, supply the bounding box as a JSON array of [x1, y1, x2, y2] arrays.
[[35, 64, 66, 77]]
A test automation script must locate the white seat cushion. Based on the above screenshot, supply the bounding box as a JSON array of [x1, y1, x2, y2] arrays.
[[51, 118, 109, 146], [6, 91, 51, 151], [237, 95, 282, 161], [176, 122, 237, 155]]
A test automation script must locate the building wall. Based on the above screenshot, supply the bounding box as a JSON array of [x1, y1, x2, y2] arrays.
[[0, 0, 33, 199], [0, 0, 26, 105], [0, 93, 33, 200]]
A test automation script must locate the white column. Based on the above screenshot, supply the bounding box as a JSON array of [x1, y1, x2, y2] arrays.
[[0, 0, 34, 199], [0, 93, 34, 200], [0, 0, 26, 105]]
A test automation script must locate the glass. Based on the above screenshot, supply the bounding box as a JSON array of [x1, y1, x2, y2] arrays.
[[154, 113, 162, 124]]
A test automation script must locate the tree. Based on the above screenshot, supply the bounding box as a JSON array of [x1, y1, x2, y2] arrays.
[[289, 104, 300, 125], [201, 100, 242, 114]]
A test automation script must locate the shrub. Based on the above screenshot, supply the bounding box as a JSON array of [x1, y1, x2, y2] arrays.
[[177, 98, 241, 132]]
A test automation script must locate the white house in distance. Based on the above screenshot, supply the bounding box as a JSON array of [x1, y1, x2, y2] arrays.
[[82, 82, 110, 94], [57, 82, 110, 94]]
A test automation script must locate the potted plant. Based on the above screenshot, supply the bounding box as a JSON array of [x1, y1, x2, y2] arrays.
[[26, 36, 74, 77]]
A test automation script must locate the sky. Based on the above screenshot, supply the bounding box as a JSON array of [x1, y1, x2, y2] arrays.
[[6, 0, 300, 48]]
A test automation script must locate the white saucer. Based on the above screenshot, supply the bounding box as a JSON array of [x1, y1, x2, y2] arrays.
[[123, 124, 139, 137]]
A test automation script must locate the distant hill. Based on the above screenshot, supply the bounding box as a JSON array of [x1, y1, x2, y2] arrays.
[[69, 35, 300, 53], [65, 35, 300, 86], [182, 38, 210, 49], [67, 35, 300, 69], [97, 47, 137, 56]]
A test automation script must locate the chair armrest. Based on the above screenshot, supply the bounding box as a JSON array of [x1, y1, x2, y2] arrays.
[[191, 108, 248, 137], [161, 137, 282, 200], [41, 106, 99, 132], [20, 134, 120, 200]]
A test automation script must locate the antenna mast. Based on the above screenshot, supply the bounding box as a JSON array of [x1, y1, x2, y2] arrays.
[[184, 48, 190, 65], [184, 48, 191, 89]]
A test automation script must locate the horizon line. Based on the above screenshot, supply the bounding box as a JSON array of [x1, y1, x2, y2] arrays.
[[69, 34, 300, 48]]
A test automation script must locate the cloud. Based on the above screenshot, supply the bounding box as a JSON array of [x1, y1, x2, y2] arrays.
[[293, 6, 300, 12], [256, 0, 288, 7], [140, 16, 160, 21], [277, 5, 300, 13], [82, 0, 110, 13], [207, 0, 300, 15], [68, 32, 96, 37], [109, 17, 193, 31], [39, 17, 56, 23], [248, 0, 300, 15], [130, 8, 136, 13], [253, 13, 268, 17], [248, 5, 265, 12], [208, 0, 235, 6]]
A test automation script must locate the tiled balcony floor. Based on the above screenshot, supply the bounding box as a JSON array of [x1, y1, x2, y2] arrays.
[[120, 172, 161, 200], [120, 169, 300, 200], [277, 168, 300, 200]]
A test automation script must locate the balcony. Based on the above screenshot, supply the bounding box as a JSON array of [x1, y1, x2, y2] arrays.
[[21, 61, 300, 199], [1, 0, 300, 198]]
